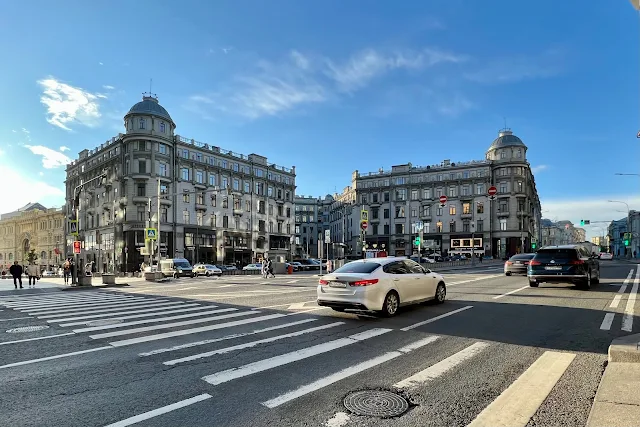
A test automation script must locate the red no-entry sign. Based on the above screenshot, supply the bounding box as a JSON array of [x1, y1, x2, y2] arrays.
[[488, 186, 497, 197], [360, 220, 368, 231], [439, 195, 448, 204]]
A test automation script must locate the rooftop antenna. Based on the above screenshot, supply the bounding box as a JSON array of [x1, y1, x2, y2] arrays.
[[144, 78, 157, 99]]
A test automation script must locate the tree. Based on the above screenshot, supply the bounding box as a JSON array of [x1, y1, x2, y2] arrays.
[[26, 249, 38, 264]]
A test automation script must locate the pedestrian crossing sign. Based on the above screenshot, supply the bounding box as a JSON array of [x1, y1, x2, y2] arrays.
[[69, 220, 78, 236], [145, 228, 158, 240]]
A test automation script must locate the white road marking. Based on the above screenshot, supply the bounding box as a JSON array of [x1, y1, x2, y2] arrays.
[[0, 346, 112, 370], [103, 393, 212, 427], [610, 295, 623, 308], [139, 319, 317, 357], [401, 306, 473, 331], [88, 310, 253, 339], [394, 342, 489, 390], [189, 290, 308, 299], [4, 296, 140, 310], [25, 298, 157, 314], [0, 332, 76, 346], [288, 301, 313, 310], [493, 285, 529, 300], [203, 328, 391, 386], [0, 316, 33, 322], [0, 295, 118, 306], [448, 274, 504, 286], [261, 335, 440, 408], [57, 304, 206, 327], [325, 412, 350, 427], [37, 301, 182, 319], [72, 308, 238, 333], [621, 265, 640, 332], [165, 322, 345, 366], [600, 313, 615, 330], [618, 270, 634, 295], [109, 313, 286, 347], [287, 280, 299, 283], [467, 351, 576, 427]]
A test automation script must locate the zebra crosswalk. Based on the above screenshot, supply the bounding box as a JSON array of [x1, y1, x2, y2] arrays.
[[0, 290, 596, 427]]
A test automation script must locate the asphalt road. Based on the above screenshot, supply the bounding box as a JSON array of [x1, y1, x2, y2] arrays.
[[0, 261, 637, 427]]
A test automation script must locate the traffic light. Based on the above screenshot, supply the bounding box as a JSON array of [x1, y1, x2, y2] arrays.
[[625, 239, 630, 247], [531, 242, 537, 250], [580, 220, 584, 226], [414, 236, 421, 247]]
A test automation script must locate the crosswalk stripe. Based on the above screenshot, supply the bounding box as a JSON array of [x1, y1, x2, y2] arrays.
[[35, 301, 179, 318], [0, 332, 76, 346], [25, 297, 153, 314], [401, 306, 472, 331], [467, 351, 576, 427], [4, 295, 138, 309], [0, 346, 112, 370], [0, 295, 119, 306], [164, 322, 345, 366], [202, 328, 392, 386], [0, 316, 32, 322], [57, 304, 205, 326], [139, 319, 318, 357], [104, 393, 213, 427], [621, 265, 639, 332], [610, 295, 622, 308], [262, 335, 440, 408], [89, 310, 256, 340], [0, 292, 123, 302], [600, 313, 615, 330], [394, 342, 489, 390], [72, 308, 238, 333], [109, 313, 287, 347]]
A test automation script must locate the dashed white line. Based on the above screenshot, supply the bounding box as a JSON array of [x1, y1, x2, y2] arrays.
[[493, 285, 529, 300], [400, 306, 473, 331], [621, 265, 640, 332]]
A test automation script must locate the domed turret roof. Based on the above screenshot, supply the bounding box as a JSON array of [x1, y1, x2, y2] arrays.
[[488, 129, 526, 151], [126, 95, 173, 122]]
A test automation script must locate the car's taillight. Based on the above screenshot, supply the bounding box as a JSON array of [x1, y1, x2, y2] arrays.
[[529, 260, 541, 266], [350, 279, 379, 286], [524, 262, 529, 265], [505, 261, 513, 265], [319, 279, 329, 285], [569, 259, 584, 265]]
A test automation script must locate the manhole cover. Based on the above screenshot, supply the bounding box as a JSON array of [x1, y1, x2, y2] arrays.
[[6, 325, 50, 333], [343, 390, 409, 418], [86, 318, 123, 326]]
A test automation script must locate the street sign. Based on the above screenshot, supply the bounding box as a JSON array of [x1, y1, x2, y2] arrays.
[[145, 228, 158, 240], [439, 195, 447, 204], [360, 220, 368, 231], [488, 186, 497, 197], [361, 210, 368, 221], [73, 241, 81, 254], [69, 220, 78, 236], [324, 229, 331, 243], [415, 221, 424, 231]]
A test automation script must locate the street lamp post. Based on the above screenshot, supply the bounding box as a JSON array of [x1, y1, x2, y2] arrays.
[[608, 200, 631, 258], [471, 223, 476, 267]]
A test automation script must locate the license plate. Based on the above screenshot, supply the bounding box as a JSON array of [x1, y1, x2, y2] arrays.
[[514, 261, 522, 264], [545, 266, 562, 270], [329, 282, 347, 288]]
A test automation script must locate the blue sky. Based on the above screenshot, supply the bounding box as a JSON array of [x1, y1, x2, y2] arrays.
[[0, 0, 639, 237]]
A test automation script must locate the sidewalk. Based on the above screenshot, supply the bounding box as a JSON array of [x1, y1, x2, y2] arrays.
[[586, 333, 640, 427]]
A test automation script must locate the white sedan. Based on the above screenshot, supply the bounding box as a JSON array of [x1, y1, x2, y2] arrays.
[[243, 263, 263, 271], [599, 252, 613, 260], [317, 256, 446, 317], [193, 264, 223, 277]]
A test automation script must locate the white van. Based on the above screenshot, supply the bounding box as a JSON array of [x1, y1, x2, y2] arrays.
[[160, 258, 194, 278]]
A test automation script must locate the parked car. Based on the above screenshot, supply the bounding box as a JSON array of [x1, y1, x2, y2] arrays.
[[243, 263, 262, 271], [42, 270, 56, 277], [527, 245, 600, 289], [290, 262, 303, 271], [193, 264, 223, 277], [317, 256, 446, 317], [599, 252, 613, 260], [504, 253, 536, 276]]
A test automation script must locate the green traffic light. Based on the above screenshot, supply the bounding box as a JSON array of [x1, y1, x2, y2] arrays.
[[625, 239, 630, 246], [580, 220, 584, 226]]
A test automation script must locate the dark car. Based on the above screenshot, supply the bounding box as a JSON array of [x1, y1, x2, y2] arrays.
[[527, 245, 600, 289], [504, 253, 535, 276]]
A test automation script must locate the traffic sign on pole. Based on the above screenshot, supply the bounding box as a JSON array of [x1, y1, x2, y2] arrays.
[[439, 195, 447, 204], [488, 186, 497, 198], [145, 228, 158, 240], [360, 220, 368, 231], [361, 210, 368, 221], [69, 220, 78, 236], [73, 241, 81, 254], [324, 229, 331, 244]]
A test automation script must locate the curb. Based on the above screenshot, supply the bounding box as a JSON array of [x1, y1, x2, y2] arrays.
[[61, 283, 131, 291], [608, 333, 640, 363]]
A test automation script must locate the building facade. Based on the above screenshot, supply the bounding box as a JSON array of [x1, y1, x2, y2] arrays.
[[64, 94, 296, 272], [608, 218, 628, 256], [351, 129, 542, 259], [541, 220, 585, 246], [0, 203, 65, 271]]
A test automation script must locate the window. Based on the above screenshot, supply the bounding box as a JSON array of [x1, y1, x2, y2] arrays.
[[411, 190, 418, 200], [183, 192, 191, 203], [268, 186, 273, 197], [222, 198, 229, 209], [499, 183, 507, 193], [234, 198, 241, 210], [159, 122, 165, 133], [450, 221, 456, 232], [448, 187, 456, 197], [383, 209, 390, 219], [477, 220, 484, 232], [196, 212, 203, 226], [209, 174, 216, 186], [211, 195, 216, 207], [372, 208, 379, 219], [476, 184, 484, 194], [476, 202, 484, 214], [372, 193, 378, 203], [137, 183, 145, 197], [138, 160, 146, 173], [182, 210, 190, 224], [161, 208, 168, 222], [158, 144, 166, 154], [395, 224, 405, 234], [395, 189, 407, 201], [384, 224, 390, 234], [244, 182, 250, 193], [436, 188, 443, 197], [463, 203, 471, 214], [500, 151, 506, 159], [372, 224, 379, 235], [449, 205, 456, 215], [422, 205, 431, 217], [499, 201, 508, 213], [436, 207, 443, 216], [461, 186, 469, 196], [139, 118, 145, 129], [383, 192, 390, 202], [395, 206, 405, 218], [197, 192, 204, 205], [233, 179, 240, 191], [518, 199, 525, 212], [463, 222, 470, 232], [158, 163, 167, 177], [196, 171, 203, 183], [423, 189, 431, 199], [183, 149, 189, 158], [436, 221, 443, 232], [181, 168, 189, 180], [516, 181, 523, 193], [517, 149, 522, 158], [360, 194, 367, 204], [500, 219, 507, 231], [137, 206, 145, 221]]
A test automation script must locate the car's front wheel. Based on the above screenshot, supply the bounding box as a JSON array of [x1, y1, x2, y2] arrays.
[[529, 280, 539, 287], [580, 272, 592, 289], [205, 272, 210, 277], [380, 291, 399, 317], [505, 271, 512, 276], [435, 282, 446, 304]]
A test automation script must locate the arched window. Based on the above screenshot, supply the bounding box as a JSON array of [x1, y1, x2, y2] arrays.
[[516, 149, 522, 158], [8, 253, 13, 261], [159, 122, 166, 133], [139, 118, 145, 129], [41, 251, 47, 261]]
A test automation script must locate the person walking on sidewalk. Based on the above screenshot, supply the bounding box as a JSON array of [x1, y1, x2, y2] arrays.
[[9, 261, 23, 289], [27, 262, 40, 287], [63, 259, 71, 284]]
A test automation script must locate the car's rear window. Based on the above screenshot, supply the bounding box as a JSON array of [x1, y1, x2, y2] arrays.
[[333, 262, 381, 274], [534, 249, 578, 262], [510, 254, 534, 261]]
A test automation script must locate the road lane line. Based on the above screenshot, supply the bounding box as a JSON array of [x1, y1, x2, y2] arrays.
[[618, 270, 634, 295], [401, 306, 473, 331], [621, 265, 640, 332], [610, 295, 623, 308], [394, 342, 489, 390], [0, 332, 76, 346], [493, 285, 529, 300], [287, 280, 299, 283], [164, 322, 345, 365], [0, 346, 112, 370], [467, 351, 576, 427], [37, 301, 183, 319], [448, 274, 504, 286], [103, 393, 212, 427], [57, 304, 206, 326], [261, 335, 440, 408], [600, 313, 615, 330], [203, 328, 392, 386], [109, 313, 286, 347], [139, 319, 317, 357]]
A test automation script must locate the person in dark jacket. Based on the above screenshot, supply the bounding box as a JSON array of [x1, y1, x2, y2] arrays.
[[9, 261, 23, 289]]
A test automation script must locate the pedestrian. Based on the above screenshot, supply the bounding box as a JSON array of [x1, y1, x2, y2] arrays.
[[63, 258, 72, 285], [9, 261, 23, 289], [27, 262, 40, 287], [267, 258, 275, 278]]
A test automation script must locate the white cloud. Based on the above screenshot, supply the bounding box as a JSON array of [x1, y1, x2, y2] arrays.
[[39, 172, 44, 176], [37, 77, 102, 131], [11, 129, 16, 133], [532, 165, 548, 173], [103, 85, 115, 90], [464, 48, 565, 84], [436, 93, 475, 117], [0, 167, 65, 215], [59, 146, 70, 152], [542, 196, 640, 239], [99, 62, 104, 66], [25, 145, 72, 169]]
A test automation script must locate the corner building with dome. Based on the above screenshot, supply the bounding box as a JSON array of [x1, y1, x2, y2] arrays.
[[352, 128, 542, 259], [64, 94, 296, 273]]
